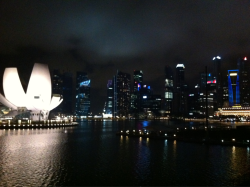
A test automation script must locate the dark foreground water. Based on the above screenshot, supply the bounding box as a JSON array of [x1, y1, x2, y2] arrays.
[[0, 120, 250, 186]]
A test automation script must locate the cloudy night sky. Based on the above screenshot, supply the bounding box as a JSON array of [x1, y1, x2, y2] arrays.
[[1, 0, 250, 114]]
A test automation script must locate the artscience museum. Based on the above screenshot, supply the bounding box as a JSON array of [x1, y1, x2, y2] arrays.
[[0, 63, 63, 121]]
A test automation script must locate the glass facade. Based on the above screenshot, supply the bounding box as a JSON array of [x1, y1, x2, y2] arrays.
[[104, 80, 113, 114], [164, 66, 174, 114], [113, 70, 131, 117], [131, 70, 143, 114], [228, 70, 240, 107], [75, 72, 90, 117]]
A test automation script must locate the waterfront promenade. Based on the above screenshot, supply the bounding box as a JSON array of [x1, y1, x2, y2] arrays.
[[0, 120, 78, 129]]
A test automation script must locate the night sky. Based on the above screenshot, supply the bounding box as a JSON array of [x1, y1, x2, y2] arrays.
[[1, 0, 250, 114]]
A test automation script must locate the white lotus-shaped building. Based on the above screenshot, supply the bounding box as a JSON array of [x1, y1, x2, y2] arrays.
[[0, 63, 63, 121]]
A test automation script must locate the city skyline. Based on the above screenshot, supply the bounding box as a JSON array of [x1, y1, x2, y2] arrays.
[[1, 0, 250, 113]]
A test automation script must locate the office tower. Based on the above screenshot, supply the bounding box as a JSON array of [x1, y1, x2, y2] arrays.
[[228, 70, 240, 107], [104, 80, 113, 114], [113, 70, 131, 117], [213, 56, 223, 109], [199, 72, 217, 114], [200, 73, 215, 90], [174, 64, 188, 115], [237, 57, 250, 106], [133, 70, 143, 92], [187, 85, 200, 118], [52, 69, 63, 96], [164, 66, 174, 115], [131, 70, 143, 115], [51, 69, 63, 114], [51, 70, 73, 116], [62, 72, 73, 115], [139, 84, 161, 117], [198, 81, 217, 117], [75, 72, 90, 117], [222, 80, 229, 107]]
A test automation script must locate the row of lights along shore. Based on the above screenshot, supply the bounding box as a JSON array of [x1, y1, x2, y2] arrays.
[[120, 129, 249, 144]]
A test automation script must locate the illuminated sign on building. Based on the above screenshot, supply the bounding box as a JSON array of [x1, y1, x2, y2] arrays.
[[138, 83, 141, 91], [207, 79, 216, 84], [80, 80, 90, 87]]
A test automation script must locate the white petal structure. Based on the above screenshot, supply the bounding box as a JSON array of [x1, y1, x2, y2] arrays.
[[26, 63, 52, 111], [3, 68, 27, 107], [0, 63, 63, 121], [0, 93, 17, 110]]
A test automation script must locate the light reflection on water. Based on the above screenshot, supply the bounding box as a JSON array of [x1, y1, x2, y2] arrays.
[[0, 120, 249, 186]]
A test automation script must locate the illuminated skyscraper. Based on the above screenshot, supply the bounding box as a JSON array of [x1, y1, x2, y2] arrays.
[[237, 57, 250, 105], [164, 66, 173, 114], [174, 64, 188, 115], [213, 56, 223, 109], [133, 70, 143, 92], [75, 72, 90, 116], [104, 80, 113, 114], [113, 70, 131, 117], [131, 70, 143, 114], [228, 70, 240, 106]]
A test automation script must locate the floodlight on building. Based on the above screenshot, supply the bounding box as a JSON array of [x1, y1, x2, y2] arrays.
[[230, 73, 238, 76], [213, 56, 221, 60], [176, 64, 185, 68]]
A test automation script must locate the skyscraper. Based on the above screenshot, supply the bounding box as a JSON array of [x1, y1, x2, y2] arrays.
[[62, 72, 73, 115], [213, 56, 223, 109], [164, 66, 174, 114], [52, 69, 63, 97], [131, 70, 143, 115], [133, 70, 143, 92], [113, 70, 131, 117], [51, 70, 73, 116], [51, 69, 63, 115], [228, 70, 240, 106], [75, 72, 90, 117], [174, 64, 188, 115], [237, 57, 250, 106], [104, 80, 113, 114]]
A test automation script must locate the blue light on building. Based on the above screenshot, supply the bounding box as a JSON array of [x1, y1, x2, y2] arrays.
[[228, 70, 240, 106]]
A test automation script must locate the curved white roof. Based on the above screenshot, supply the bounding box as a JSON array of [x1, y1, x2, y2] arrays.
[[0, 93, 17, 110], [26, 63, 52, 110], [3, 68, 27, 107]]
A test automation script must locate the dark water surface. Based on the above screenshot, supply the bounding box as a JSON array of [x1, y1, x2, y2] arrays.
[[0, 120, 250, 186]]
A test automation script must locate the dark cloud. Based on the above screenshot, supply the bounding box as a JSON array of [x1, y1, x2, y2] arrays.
[[1, 0, 250, 113]]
